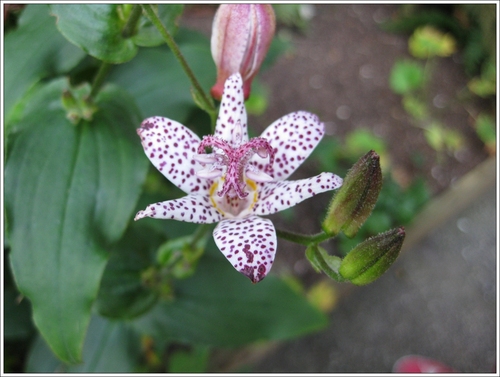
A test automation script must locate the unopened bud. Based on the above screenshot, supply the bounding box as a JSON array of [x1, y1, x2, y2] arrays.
[[339, 227, 405, 285], [210, 4, 276, 100], [323, 150, 382, 237]]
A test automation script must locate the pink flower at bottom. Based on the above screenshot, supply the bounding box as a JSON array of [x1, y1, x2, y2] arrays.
[[393, 355, 457, 373], [134, 73, 342, 283]]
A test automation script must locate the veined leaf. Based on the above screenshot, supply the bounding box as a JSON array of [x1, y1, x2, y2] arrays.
[[50, 4, 138, 63], [5, 78, 148, 363]]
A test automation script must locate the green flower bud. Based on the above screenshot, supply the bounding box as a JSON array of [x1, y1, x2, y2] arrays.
[[323, 150, 382, 238], [339, 227, 405, 285]]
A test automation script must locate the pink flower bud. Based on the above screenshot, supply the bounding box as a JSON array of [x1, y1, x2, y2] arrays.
[[210, 4, 276, 100]]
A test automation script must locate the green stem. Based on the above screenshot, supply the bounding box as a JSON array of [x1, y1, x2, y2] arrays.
[[142, 4, 216, 119], [90, 62, 111, 99], [276, 228, 332, 246], [122, 4, 143, 38], [190, 223, 210, 249]]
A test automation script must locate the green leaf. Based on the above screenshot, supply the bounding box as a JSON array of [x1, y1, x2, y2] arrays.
[[4, 4, 86, 125], [402, 95, 428, 120], [132, 4, 184, 47], [245, 79, 269, 116], [475, 113, 496, 145], [467, 60, 496, 98], [389, 60, 425, 94], [132, 247, 327, 346], [409, 26, 456, 59], [424, 122, 445, 151], [168, 346, 210, 373], [5, 78, 149, 364], [108, 30, 215, 124], [96, 222, 162, 320], [424, 122, 463, 152], [4, 288, 35, 340], [26, 315, 141, 373], [50, 4, 138, 63]]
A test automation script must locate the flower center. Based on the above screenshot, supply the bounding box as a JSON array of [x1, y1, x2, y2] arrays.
[[194, 128, 275, 217]]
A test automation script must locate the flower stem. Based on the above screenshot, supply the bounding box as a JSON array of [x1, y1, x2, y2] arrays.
[[276, 228, 332, 246], [141, 4, 216, 120], [122, 4, 143, 38], [190, 223, 211, 249], [90, 62, 111, 99]]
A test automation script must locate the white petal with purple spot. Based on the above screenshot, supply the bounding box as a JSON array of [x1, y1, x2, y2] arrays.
[[134, 194, 223, 224], [253, 172, 343, 216], [251, 111, 325, 180], [137, 116, 211, 195], [213, 216, 277, 283], [214, 73, 249, 146]]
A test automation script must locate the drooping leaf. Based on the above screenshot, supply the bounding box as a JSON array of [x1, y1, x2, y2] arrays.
[[5, 78, 149, 364], [26, 315, 141, 373], [50, 4, 138, 63], [4, 4, 86, 125], [132, 245, 327, 346]]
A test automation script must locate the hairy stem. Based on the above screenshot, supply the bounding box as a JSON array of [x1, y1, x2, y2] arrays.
[[122, 4, 143, 38], [276, 228, 332, 246], [190, 223, 211, 249], [90, 62, 111, 99], [142, 4, 216, 121]]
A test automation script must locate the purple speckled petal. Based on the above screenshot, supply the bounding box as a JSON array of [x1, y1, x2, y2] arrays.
[[251, 111, 325, 180], [137, 116, 211, 195], [253, 172, 343, 216], [213, 216, 277, 283], [214, 73, 248, 146], [134, 194, 223, 224]]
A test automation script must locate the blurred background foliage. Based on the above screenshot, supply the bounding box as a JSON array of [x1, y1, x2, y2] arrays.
[[3, 3, 496, 373]]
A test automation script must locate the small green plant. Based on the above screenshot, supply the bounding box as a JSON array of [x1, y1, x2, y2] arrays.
[[389, 25, 465, 158], [385, 4, 496, 157]]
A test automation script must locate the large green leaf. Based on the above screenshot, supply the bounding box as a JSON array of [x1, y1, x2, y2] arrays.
[[132, 245, 328, 346], [50, 4, 137, 63], [5, 78, 149, 364], [4, 4, 86, 124], [108, 29, 215, 124], [96, 222, 162, 320], [26, 315, 141, 373]]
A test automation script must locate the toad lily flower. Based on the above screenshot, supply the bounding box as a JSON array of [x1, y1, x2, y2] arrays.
[[135, 73, 342, 283]]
